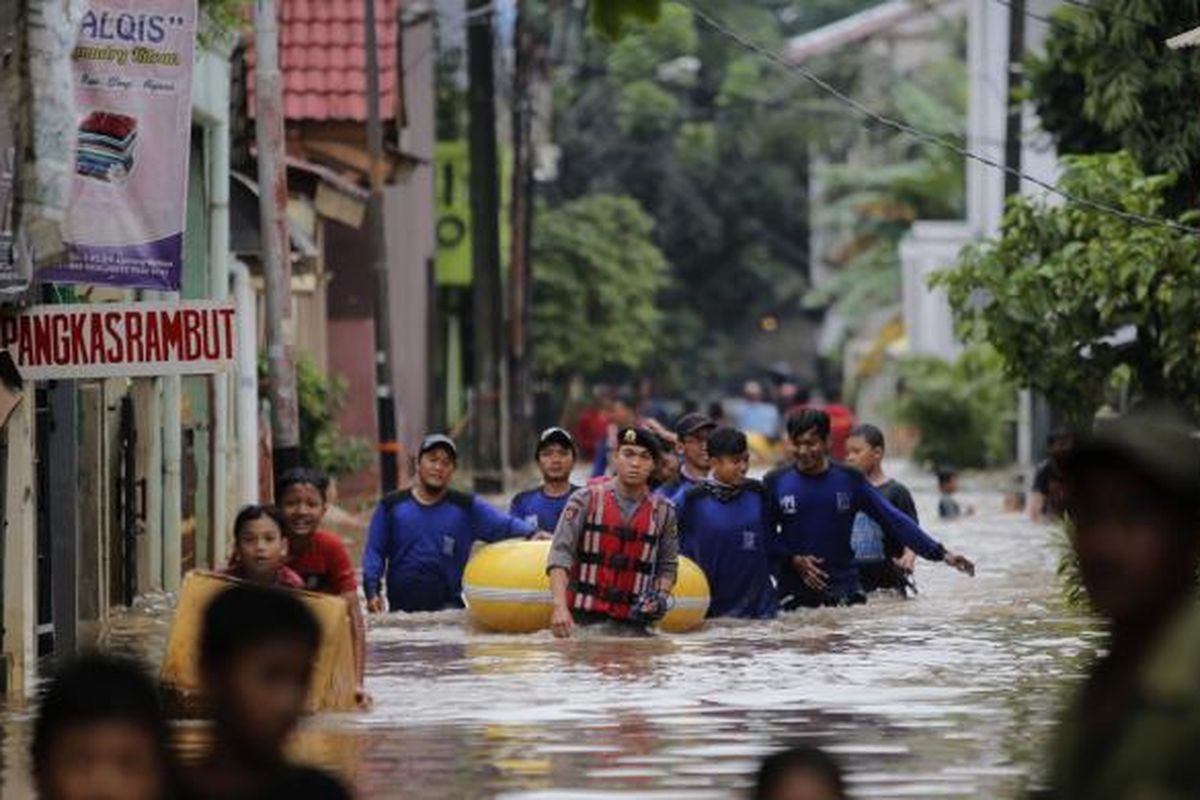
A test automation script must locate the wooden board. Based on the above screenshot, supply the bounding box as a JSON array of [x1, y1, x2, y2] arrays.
[[161, 571, 357, 713]]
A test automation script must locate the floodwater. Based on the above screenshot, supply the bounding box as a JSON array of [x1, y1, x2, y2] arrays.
[[0, 464, 1100, 799]]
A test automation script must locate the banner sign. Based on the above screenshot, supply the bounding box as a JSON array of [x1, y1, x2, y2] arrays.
[[0, 302, 236, 380], [39, 0, 198, 290]]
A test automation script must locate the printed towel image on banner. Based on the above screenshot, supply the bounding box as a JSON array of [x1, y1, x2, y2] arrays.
[[38, 0, 198, 290]]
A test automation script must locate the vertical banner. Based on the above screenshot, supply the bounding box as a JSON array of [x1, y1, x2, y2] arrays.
[[39, 0, 197, 290]]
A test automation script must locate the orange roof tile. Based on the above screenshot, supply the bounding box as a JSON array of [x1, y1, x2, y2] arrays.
[[246, 0, 399, 122]]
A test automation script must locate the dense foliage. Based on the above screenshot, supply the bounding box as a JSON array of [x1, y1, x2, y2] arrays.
[[887, 345, 1015, 469], [1026, 0, 1200, 210], [531, 194, 669, 381], [541, 1, 969, 391], [934, 152, 1200, 421]]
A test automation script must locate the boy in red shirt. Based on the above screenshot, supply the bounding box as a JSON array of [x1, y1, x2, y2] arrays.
[[277, 467, 369, 708], [222, 505, 304, 589]]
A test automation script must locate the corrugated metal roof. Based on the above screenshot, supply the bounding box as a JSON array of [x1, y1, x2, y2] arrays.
[[1167, 25, 1200, 49], [246, 0, 399, 122], [784, 0, 954, 64]]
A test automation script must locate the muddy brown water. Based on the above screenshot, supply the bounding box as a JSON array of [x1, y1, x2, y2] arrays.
[[0, 465, 1100, 798]]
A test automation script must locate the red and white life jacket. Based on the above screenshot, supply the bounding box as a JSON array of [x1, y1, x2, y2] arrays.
[[568, 484, 661, 620]]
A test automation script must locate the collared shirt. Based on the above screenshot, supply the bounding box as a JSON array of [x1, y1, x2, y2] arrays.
[[676, 480, 778, 619], [510, 484, 580, 533], [363, 490, 535, 611], [289, 530, 357, 595], [546, 481, 679, 583], [764, 463, 945, 603]]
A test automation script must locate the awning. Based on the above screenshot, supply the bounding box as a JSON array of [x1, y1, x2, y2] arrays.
[[229, 170, 319, 263]]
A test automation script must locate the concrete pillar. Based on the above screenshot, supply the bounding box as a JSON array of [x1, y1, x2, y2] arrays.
[[2, 393, 36, 696]]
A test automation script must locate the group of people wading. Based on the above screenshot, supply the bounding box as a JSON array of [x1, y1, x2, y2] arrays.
[[359, 407, 976, 638]]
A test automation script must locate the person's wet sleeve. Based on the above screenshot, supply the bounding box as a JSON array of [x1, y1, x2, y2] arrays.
[[362, 505, 390, 598], [327, 533, 359, 594], [547, 490, 589, 573], [473, 496, 536, 543], [858, 479, 946, 561], [655, 503, 680, 581]]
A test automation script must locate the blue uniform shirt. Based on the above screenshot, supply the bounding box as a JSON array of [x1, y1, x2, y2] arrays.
[[509, 485, 580, 533], [764, 463, 946, 605], [677, 480, 778, 619], [363, 489, 536, 612], [657, 471, 704, 505]]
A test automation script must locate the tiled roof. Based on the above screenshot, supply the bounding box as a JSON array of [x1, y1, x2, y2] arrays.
[[246, 0, 399, 122]]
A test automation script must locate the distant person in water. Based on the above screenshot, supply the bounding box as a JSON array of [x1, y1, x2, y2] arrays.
[[222, 505, 304, 589], [180, 585, 352, 800], [32, 654, 173, 800], [765, 410, 974, 609], [1030, 428, 1074, 523], [755, 747, 847, 800], [843, 424, 918, 594], [1039, 406, 1200, 800], [659, 412, 717, 503], [510, 427, 581, 533], [936, 466, 973, 520]]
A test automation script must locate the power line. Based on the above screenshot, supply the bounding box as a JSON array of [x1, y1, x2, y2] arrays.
[[678, 0, 1200, 237], [990, 0, 1054, 25]]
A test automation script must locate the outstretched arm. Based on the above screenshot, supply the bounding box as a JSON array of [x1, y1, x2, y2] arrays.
[[472, 497, 538, 543], [859, 481, 975, 576]]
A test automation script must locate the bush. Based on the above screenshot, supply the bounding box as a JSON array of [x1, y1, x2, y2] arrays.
[[295, 358, 373, 479], [887, 345, 1016, 469]]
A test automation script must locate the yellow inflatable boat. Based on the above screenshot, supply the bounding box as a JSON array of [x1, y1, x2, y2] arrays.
[[462, 540, 710, 633], [161, 571, 358, 713]]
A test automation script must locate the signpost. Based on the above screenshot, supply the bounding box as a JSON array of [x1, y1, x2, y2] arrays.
[[0, 301, 236, 380]]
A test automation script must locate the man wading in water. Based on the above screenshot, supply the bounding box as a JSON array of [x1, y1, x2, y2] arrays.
[[547, 427, 679, 637], [765, 409, 975, 609]]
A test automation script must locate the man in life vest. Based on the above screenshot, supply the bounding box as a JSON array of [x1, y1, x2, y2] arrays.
[[547, 427, 680, 637]]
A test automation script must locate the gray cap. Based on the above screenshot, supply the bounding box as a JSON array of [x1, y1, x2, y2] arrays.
[[418, 433, 457, 460], [1066, 404, 1200, 498]]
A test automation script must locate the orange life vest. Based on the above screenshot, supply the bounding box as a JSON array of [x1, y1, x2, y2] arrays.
[[568, 485, 661, 620]]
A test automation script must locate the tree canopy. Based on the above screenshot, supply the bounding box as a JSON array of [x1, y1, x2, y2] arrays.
[[933, 152, 1200, 420], [531, 194, 669, 380], [1026, 0, 1200, 210]]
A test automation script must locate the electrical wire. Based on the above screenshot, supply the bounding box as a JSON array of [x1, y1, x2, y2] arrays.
[[678, 0, 1200, 237]]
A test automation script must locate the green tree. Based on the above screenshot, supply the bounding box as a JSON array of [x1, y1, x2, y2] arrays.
[[933, 152, 1200, 420], [1026, 1, 1200, 210], [531, 194, 669, 382]]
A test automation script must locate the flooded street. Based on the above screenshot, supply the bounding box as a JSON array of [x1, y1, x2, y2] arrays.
[[0, 467, 1099, 799]]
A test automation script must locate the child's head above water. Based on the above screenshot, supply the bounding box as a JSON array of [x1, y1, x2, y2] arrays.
[[755, 747, 847, 800], [276, 467, 330, 540], [936, 465, 960, 494], [232, 504, 289, 583], [200, 584, 321, 764], [32, 653, 171, 800]]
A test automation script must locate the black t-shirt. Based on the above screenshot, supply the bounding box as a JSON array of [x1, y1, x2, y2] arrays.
[[873, 479, 917, 559], [877, 479, 918, 523], [178, 766, 353, 800], [1033, 458, 1069, 518]]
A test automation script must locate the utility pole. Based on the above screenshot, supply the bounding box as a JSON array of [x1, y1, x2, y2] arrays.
[[507, 0, 535, 467], [1003, 0, 1025, 198], [253, 0, 301, 477], [364, 0, 400, 492], [466, 0, 504, 492]]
